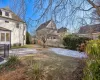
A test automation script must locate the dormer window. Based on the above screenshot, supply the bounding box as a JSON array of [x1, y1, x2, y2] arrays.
[[5, 12, 9, 16], [0, 9, 2, 16]]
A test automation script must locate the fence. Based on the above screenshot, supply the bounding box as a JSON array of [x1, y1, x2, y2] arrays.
[[0, 44, 9, 58]]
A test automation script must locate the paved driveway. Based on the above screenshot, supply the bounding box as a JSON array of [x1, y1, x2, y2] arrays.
[[9, 48, 37, 56]]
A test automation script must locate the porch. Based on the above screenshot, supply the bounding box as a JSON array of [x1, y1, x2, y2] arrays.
[[0, 27, 11, 46], [0, 27, 11, 58]]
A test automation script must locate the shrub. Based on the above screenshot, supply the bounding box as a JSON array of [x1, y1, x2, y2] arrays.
[[98, 35, 100, 39], [27, 63, 44, 80], [63, 34, 90, 50], [13, 43, 21, 47], [26, 31, 31, 44], [0, 56, 21, 72], [83, 40, 100, 80]]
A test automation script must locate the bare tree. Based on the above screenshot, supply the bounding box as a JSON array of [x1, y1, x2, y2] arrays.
[[36, 28, 55, 48], [2, 0, 100, 33]]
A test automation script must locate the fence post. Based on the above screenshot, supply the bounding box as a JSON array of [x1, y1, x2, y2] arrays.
[[4, 44, 6, 58]]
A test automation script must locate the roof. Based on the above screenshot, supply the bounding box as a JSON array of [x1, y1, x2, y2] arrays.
[[0, 27, 11, 31], [79, 24, 100, 34], [0, 7, 24, 23], [36, 20, 51, 31], [57, 27, 67, 33]]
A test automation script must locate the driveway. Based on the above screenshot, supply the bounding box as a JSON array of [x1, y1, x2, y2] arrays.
[[9, 48, 37, 56]]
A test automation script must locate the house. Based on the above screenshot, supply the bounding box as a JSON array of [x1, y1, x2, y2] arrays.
[[36, 20, 58, 40], [0, 7, 26, 46], [36, 20, 67, 47], [57, 27, 67, 37], [78, 24, 100, 39]]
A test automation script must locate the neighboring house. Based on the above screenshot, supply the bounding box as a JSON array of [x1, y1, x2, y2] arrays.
[[0, 7, 26, 46], [57, 27, 67, 38], [78, 24, 100, 39], [36, 20, 58, 40], [36, 20, 67, 47]]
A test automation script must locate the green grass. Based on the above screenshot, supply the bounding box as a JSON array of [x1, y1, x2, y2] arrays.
[[11, 44, 42, 49], [11, 44, 34, 49]]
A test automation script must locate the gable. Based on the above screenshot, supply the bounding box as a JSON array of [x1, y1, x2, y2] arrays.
[[0, 8, 24, 23], [46, 20, 57, 29], [36, 20, 51, 31], [36, 20, 57, 31], [79, 24, 100, 34]]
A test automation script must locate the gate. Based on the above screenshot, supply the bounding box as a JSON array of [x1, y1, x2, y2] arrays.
[[0, 44, 9, 58]]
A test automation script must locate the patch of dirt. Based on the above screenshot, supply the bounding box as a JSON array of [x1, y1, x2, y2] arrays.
[[0, 68, 28, 80], [33, 53, 49, 60]]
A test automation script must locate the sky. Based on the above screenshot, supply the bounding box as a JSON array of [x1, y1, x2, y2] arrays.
[[0, 0, 95, 35]]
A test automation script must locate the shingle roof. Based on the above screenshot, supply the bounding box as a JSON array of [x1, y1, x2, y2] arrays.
[[57, 27, 67, 33], [0, 27, 11, 31], [0, 7, 24, 23], [36, 20, 51, 31], [79, 24, 100, 34]]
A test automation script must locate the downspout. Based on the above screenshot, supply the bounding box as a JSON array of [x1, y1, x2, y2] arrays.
[[10, 31, 11, 48], [23, 23, 25, 45]]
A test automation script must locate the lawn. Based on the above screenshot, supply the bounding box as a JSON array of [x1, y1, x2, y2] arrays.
[[0, 51, 85, 80], [11, 44, 34, 49]]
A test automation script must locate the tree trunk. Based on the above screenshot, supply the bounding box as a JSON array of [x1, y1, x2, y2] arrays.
[[43, 42, 46, 48]]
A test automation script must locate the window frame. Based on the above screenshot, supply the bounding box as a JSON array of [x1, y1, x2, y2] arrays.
[[0, 9, 2, 16], [1, 33, 5, 41], [6, 33, 10, 41], [5, 12, 9, 16]]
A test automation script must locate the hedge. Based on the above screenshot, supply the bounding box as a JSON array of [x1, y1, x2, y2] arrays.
[[63, 34, 90, 50]]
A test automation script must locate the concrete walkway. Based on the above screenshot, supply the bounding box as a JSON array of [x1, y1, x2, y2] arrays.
[[9, 48, 37, 56]]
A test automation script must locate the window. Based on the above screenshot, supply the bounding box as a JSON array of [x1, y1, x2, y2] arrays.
[[1, 33, 5, 41], [5, 12, 9, 16], [6, 33, 10, 41], [16, 23, 19, 28], [0, 9, 2, 16], [5, 21, 9, 23]]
